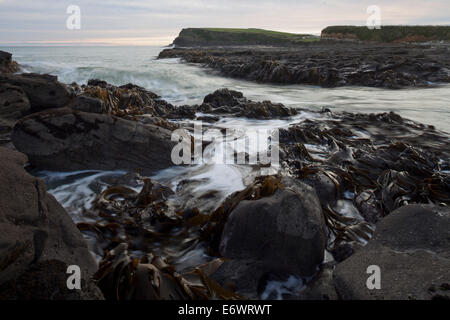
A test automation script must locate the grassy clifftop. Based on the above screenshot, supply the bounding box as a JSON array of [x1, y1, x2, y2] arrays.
[[172, 28, 318, 46], [321, 25, 450, 43]]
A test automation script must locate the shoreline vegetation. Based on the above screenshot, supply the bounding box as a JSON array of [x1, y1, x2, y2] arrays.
[[173, 28, 320, 47], [0, 36, 449, 301], [172, 26, 450, 47], [321, 25, 450, 43]]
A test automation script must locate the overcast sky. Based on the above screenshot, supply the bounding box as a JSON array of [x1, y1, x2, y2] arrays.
[[0, 0, 449, 45]]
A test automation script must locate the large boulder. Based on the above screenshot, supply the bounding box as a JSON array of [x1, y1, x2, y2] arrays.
[[333, 204, 450, 300], [11, 108, 177, 175], [0, 51, 19, 74], [214, 178, 326, 297], [0, 73, 72, 112], [0, 147, 102, 299]]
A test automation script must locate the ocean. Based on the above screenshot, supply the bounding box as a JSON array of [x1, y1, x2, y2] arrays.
[[3, 45, 450, 133]]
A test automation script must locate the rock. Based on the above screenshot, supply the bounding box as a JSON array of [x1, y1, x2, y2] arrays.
[[11, 108, 177, 175], [210, 259, 270, 299], [67, 95, 105, 114], [0, 73, 72, 111], [203, 88, 245, 107], [294, 262, 339, 300], [0, 83, 31, 120], [0, 51, 19, 74], [333, 204, 450, 300], [0, 147, 102, 299], [158, 44, 450, 89], [219, 179, 326, 277], [200, 89, 297, 119]]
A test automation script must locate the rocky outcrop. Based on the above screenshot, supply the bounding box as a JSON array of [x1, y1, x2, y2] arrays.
[[333, 204, 450, 300], [159, 43, 450, 89], [0, 147, 102, 299], [213, 178, 326, 298], [0, 73, 72, 112], [0, 51, 19, 74], [191, 88, 297, 120], [11, 108, 177, 175]]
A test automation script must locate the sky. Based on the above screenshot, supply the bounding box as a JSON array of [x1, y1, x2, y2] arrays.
[[0, 0, 449, 46]]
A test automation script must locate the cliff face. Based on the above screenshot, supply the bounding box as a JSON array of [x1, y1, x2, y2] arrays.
[[172, 28, 316, 47], [321, 26, 450, 43]]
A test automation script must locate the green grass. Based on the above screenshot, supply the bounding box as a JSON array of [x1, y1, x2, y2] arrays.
[[173, 28, 319, 46], [321, 25, 450, 42]]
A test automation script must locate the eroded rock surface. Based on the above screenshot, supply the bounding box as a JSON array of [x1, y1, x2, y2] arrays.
[[0, 147, 102, 299], [12, 108, 176, 175], [333, 204, 450, 300]]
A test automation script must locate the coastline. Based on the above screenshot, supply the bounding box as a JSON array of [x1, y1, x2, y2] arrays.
[[0, 49, 449, 300]]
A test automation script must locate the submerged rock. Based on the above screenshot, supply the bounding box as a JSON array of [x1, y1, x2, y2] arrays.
[[0, 147, 102, 299], [333, 204, 450, 300], [12, 108, 176, 175]]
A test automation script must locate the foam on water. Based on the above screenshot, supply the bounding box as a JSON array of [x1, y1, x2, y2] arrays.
[[3, 46, 450, 132]]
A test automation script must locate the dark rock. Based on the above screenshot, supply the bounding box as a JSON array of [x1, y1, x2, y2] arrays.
[[302, 172, 339, 207], [0, 73, 72, 111], [333, 204, 450, 300], [210, 259, 271, 299], [0, 147, 102, 299], [11, 108, 177, 175], [219, 179, 326, 277], [0, 51, 19, 74], [294, 262, 339, 300], [67, 95, 105, 114], [158, 44, 450, 89], [0, 83, 30, 120], [203, 88, 245, 107]]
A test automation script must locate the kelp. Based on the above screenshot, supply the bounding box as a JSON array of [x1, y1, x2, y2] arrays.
[[94, 243, 243, 300], [279, 111, 450, 251]]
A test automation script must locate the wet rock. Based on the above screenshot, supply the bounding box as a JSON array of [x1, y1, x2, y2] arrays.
[[11, 108, 177, 175], [199, 89, 297, 119], [219, 179, 326, 277], [158, 44, 450, 89], [333, 204, 450, 300], [355, 190, 382, 224], [0, 51, 19, 74], [302, 172, 340, 207], [210, 259, 270, 299], [294, 262, 339, 300], [0, 147, 102, 299], [203, 88, 245, 107], [67, 95, 105, 114], [0, 73, 72, 111]]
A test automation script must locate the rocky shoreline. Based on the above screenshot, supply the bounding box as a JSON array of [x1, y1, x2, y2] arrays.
[[0, 51, 449, 300], [158, 42, 450, 88]]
